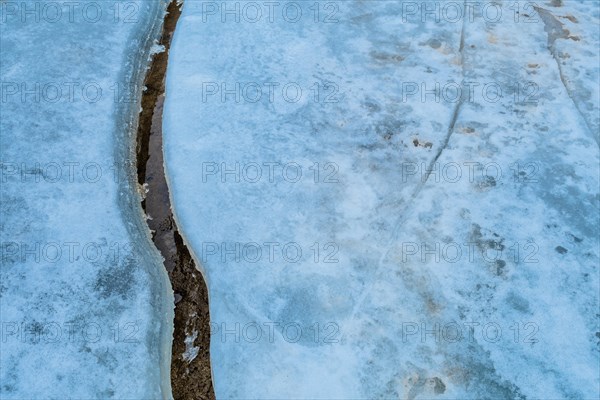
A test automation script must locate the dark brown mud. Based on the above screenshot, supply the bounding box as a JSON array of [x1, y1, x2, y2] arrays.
[[135, 1, 215, 399]]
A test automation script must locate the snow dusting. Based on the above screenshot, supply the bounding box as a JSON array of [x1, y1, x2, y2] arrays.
[[163, 1, 599, 398]]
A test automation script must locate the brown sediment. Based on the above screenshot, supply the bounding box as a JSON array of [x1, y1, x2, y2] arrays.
[[135, 1, 215, 399]]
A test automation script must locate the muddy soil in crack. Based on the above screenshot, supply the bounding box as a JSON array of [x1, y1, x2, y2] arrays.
[[136, 1, 215, 399]]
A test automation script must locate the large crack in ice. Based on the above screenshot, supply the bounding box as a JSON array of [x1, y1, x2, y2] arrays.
[[534, 6, 598, 146], [135, 1, 215, 398], [349, 4, 468, 321], [390, 0, 467, 242], [421, 15, 466, 187]]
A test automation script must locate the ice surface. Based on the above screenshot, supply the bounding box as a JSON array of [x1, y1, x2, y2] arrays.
[[1, 0, 173, 398], [163, 1, 599, 398]]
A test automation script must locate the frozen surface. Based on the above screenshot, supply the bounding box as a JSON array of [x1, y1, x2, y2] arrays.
[[1, 0, 173, 398], [163, 1, 599, 398]]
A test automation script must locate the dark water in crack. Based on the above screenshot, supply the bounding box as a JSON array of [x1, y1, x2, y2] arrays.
[[136, 1, 215, 398]]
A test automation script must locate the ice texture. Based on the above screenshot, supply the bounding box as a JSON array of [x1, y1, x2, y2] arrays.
[[163, 1, 599, 398], [1, 0, 173, 398]]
